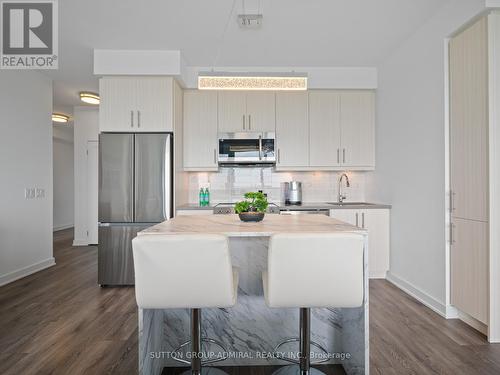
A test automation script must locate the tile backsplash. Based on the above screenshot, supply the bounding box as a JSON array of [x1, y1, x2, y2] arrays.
[[187, 167, 368, 204]]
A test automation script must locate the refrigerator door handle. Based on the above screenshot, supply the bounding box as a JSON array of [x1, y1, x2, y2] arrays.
[[163, 135, 171, 220]]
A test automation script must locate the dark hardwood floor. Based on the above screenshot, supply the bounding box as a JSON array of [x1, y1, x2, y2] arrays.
[[0, 228, 499, 374]]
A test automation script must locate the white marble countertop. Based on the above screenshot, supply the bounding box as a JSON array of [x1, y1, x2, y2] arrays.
[[139, 214, 366, 237], [176, 202, 392, 211]]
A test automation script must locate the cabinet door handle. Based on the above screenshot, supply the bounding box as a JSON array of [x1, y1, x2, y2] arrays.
[[355, 213, 359, 227], [214, 149, 217, 164], [249, 114, 251, 130], [243, 115, 246, 130], [277, 149, 281, 163], [362, 212, 365, 229], [337, 149, 340, 164], [130, 110, 134, 127], [137, 110, 141, 128], [450, 191, 456, 213], [343, 148, 346, 163]]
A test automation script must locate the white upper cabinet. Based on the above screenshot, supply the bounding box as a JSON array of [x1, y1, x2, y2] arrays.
[[99, 77, 136, 132], [340, 91, 375, 168], [246, 92, 276, 132], [183, 90, 218, 171], [135, 78, 173, 132], [99, 77, 174, 132], [275, 92, 309, 169], [309, 91, 341, 167], [218, 92, 247, 132], [217, 92, 276, 133]]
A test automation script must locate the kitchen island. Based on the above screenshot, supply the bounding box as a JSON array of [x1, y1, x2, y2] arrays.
[[137, 214, 369, 375]]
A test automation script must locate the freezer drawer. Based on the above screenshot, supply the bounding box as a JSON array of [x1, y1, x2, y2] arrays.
[[98, 224, 151, 286]]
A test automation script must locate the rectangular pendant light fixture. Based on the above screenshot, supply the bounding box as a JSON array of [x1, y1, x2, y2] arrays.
[[198, 72, 308, 91]]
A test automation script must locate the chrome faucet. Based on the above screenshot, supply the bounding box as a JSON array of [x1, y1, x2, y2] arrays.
[[338, 173, 350, 203]]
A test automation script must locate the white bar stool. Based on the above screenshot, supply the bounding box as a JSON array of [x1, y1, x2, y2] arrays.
[[262, 233, 364, 375], [132, 234, 239, 375]]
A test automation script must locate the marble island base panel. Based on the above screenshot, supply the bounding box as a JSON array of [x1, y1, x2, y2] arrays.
[[139, 237, 368, 375]]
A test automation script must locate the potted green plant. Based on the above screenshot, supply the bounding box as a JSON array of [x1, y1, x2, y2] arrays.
[[234, 192, 269, 222]]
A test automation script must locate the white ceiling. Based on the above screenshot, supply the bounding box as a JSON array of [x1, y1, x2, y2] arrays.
[[46, 0, 449, 109]]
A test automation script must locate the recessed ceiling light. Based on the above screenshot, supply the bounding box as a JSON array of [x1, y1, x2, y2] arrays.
[[79, 92, 100, 105], [52, 113, 70, 123], [198, 72, 308, 91]]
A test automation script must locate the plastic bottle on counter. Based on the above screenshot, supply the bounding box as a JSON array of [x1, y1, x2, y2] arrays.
[[204, 187, 210, 207], [199, 188, 205, 207]]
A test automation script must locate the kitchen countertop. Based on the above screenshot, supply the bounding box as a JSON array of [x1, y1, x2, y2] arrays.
[[175, 203, 214, 210], [139, 213, 365, 237], [176, 201, 391, 211]]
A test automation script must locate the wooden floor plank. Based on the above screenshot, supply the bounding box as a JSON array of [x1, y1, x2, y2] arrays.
[[0, 229, 499, 374]]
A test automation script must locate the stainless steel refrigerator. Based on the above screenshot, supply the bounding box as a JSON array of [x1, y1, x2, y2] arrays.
[[98, 133, 172, 286]]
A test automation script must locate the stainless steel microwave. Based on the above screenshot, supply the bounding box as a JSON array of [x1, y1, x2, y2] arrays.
[[218, 132, 276, 165]]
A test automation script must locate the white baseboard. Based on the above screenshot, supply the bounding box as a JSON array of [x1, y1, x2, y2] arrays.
[[386, 272, 446, 317], [369, 271, 387, 279], [446, 305, 459, 319], [53, 224, 73, 232], [457, 310, 488, 335], [72, 239, 89, 246], [0, 257, 56, 286]]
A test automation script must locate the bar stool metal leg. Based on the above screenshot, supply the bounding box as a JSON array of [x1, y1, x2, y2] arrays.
[[191, 308, 202, 375], [299, 308, 311, 374], [177, 308, 230, 375], [272, 308, 327, 375]]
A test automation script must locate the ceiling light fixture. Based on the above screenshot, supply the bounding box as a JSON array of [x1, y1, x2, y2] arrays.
[[198, 72, 308, 91], [79, 92, 100, 105], [52, 113, 70, 123]]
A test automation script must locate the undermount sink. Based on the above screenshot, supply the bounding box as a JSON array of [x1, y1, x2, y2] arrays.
[[327, 202, 376, 206]]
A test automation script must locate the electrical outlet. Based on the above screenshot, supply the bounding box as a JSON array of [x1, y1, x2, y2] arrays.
[[35, 188, 45, 198], [25, 187, 35, 199]]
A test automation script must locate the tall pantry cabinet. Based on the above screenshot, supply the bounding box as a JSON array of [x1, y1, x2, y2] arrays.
[[449, 14, 500, 339]]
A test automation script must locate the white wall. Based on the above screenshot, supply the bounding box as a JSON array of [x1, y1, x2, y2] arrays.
[[73, 107, 99, 246], [53, 125, 74, 231], [0, 70, 54, 286], [367, 0, 486, 314]]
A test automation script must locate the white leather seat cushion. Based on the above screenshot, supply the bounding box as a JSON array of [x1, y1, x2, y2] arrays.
[[263, 233, 364, 308], [132, 234, 238, 309]]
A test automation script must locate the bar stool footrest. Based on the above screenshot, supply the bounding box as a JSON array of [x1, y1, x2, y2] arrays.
[[273, 338, 329, 365], [172, 338, 228, 365]]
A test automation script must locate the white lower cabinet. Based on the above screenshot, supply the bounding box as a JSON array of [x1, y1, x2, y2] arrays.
[[329, 208, 390, 279]]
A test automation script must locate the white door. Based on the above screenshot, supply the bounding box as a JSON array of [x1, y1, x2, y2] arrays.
[[183, 91, 218, 170], [340, 91, 375, 168], [218, 92, 246, 132], [246, 92, 276, 132], [362, 209, 390, 279], [275, 92, 309, 169], [135, 77, 173, 132], [99, 77, 137, 132], [87, 141, 99, 244], [309, 91, 341, 167]]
